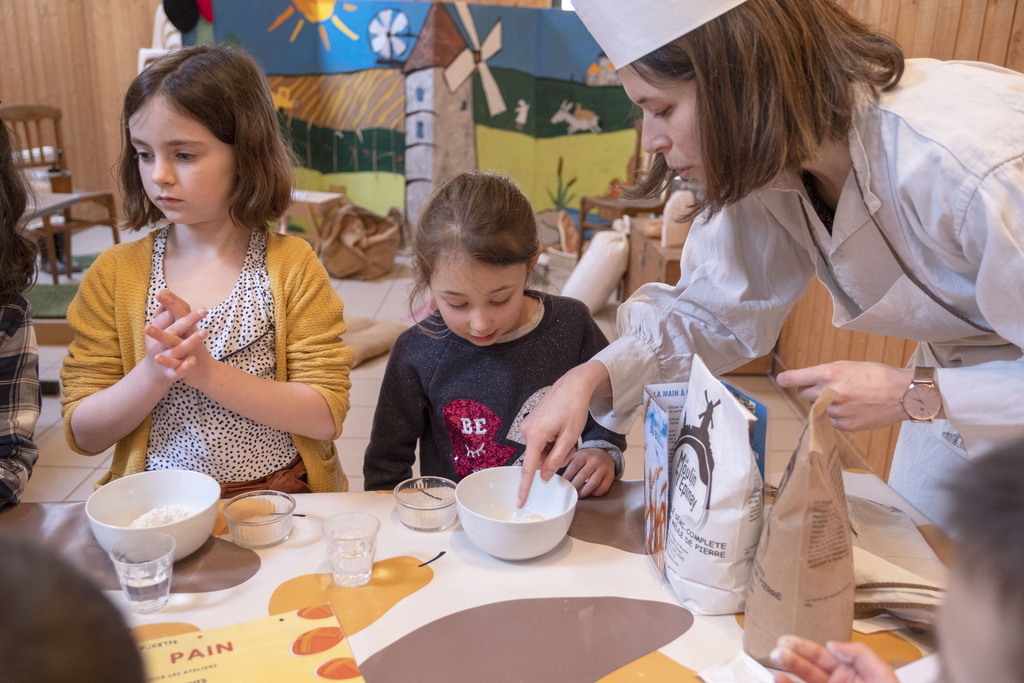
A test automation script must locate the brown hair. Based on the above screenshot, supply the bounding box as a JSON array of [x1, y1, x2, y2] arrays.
[[0, 536, 146, 682], [409, 172, 540, 317], [117, 45, 295, 231], [626, 0, 904, 215], [0, 121, 37, 306], [944, 445, 1024, 673]]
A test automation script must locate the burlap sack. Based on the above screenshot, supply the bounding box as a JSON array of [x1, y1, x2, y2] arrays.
[[319, 204, 403, 280], [743, 389, 854, 663]]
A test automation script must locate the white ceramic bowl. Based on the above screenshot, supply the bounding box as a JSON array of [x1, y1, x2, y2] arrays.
[[85, 470, 220, 562], [456, 468, 578, 561]]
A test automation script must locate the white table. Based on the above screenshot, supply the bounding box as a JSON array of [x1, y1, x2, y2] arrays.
[[0, 476, 942, 681]]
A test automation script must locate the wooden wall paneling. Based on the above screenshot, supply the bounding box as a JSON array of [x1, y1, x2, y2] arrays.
[[909, 0, 942, 58], [953, 0, 993, 59], [874, 0, 902, 37], [0, 0, 162, 201], [0, 2, 26, 97], [893, 0, 923, 55], [930, 0, 966, 59], [783, 281, 815, 368], [1006, 0, 1024, 69], [1, 0, 98, 193], [64, 4, 105, 193], [83, 0, 164, 203], [831, 326, 854, 363], [816, 291, 839, 364], [845, 326, 867, 364], [978, 0, 1019, 65], [776, 284, 810, 370], [0, 2, 47, 114]]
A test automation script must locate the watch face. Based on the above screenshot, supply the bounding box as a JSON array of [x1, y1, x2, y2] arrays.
[[904, 385, 942, 420]]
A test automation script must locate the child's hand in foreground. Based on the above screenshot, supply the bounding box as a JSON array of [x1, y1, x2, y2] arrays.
[[561, 448, 615, 498], [770, 635, 898, 683]]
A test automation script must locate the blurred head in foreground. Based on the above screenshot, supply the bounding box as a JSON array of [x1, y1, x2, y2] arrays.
[[937, 446, 1024, 683], [0, 536, 145, 683]]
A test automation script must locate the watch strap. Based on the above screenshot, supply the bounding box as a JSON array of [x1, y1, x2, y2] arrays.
[[912, 366, 936, 386]]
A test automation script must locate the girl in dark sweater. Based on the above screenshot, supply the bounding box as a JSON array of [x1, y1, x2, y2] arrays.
[[364, 172, 626, 496]]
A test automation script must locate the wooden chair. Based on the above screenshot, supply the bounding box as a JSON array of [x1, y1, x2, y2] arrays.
[[576, 118, 669, 260], [1, 104, 120, 284]]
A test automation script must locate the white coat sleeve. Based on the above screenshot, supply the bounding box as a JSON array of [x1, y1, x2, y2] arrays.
[[590, 196, 816, 433], [934, 156, 1024, 455]]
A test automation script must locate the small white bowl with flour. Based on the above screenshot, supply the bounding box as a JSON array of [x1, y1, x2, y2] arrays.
[[86, 469, 220, 562], [455, 467, 578, 561]]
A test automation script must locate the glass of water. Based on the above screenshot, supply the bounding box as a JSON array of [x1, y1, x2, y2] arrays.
[[108, 532, 176, 614], [322, 513, 380, 587]]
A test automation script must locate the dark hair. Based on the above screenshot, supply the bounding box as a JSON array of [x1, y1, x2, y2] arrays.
[[626, 0, 904, 215], [409, 171, 540, 316], [0, 536, 146, 682], [117, 44, 295, 231], [0, 122, 37, 306], [944, 446, 1024, 652]]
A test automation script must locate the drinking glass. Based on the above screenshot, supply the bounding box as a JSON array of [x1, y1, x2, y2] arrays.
[[108, 532, 176, 614], [322, 513, 380, 587]]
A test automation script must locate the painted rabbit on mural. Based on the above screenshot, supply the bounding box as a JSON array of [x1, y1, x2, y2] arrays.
[[550, 100, 602, 134]]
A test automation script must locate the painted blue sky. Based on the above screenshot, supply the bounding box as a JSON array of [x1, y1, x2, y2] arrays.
[[214, 0, 604, 80]]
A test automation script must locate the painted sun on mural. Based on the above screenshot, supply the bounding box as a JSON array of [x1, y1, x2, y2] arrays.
[[269, 0, 359, 49]]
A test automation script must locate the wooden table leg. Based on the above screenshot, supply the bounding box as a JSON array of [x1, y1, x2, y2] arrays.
[[41, 217, 60, 285], [62, 228, 73, 279], [304, 205, 322, 255]]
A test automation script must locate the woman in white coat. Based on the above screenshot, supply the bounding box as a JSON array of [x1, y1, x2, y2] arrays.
[[519, 0, 1024, 531]]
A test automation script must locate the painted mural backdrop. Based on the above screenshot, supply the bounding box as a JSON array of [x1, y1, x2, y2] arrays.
[[212, 0, 634, 220]]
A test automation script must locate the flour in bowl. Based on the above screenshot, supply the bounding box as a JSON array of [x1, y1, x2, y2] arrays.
[[130, 505, 195, 528]]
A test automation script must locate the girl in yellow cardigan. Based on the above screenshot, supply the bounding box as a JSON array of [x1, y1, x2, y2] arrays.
[[61, 45, 353, 495]]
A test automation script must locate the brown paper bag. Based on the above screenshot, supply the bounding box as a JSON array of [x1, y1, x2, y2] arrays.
[[743, 389, 854, 663], [319, 204, 402, 280]]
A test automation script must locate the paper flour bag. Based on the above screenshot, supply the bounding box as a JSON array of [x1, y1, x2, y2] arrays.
[[645, 355, 764, 615], [743, 389, 854, 663]]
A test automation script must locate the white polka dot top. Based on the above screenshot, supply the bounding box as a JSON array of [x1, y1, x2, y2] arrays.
[[145, 227, 300, 482]]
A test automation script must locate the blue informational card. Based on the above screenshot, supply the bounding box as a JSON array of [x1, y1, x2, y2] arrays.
[[722, 381, 768, 484]]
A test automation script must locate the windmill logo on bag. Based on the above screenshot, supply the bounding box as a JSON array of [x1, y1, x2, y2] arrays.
[[672, 391, 720, 529]]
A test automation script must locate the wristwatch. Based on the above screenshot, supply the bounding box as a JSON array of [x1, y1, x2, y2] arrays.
[[900, 366, 942, 423]]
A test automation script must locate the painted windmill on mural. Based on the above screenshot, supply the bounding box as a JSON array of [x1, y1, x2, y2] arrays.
[[368, 7, 415, 66], [402, 2, 507, 224]]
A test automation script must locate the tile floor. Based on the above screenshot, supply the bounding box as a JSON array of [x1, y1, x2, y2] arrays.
[[22, 226, 808, 504]]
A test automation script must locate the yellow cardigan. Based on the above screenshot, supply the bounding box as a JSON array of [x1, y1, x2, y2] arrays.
[[61, 229, 354, 492]]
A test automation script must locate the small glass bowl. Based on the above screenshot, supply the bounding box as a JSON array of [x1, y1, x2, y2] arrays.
[[393, 476, 457, 531], [223, 490, 296, 549]]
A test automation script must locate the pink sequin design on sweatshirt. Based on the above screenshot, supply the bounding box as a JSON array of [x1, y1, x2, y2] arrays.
[[444, 399, 516, 479]]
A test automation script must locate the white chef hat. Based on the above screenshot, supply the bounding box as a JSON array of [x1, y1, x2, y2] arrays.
[[573, 0, 751, 68]]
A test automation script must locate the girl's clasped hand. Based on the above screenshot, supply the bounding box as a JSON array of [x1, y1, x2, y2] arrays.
[[144, 290, 209, 385]]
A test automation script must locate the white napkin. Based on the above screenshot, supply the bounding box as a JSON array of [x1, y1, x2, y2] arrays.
[[895, 653, 942, 683], [698, 651, 776, 682]]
